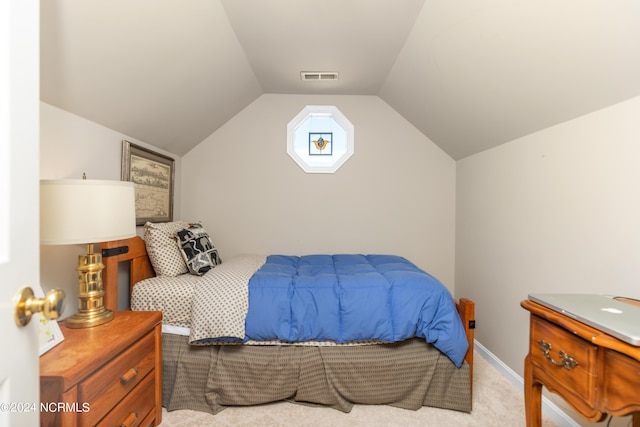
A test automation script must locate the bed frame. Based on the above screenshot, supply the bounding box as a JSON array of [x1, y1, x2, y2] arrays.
[[99, 236, 476, 400]]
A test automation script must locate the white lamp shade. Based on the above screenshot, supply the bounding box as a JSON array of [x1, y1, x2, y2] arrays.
[[40, 179, 137, 245]]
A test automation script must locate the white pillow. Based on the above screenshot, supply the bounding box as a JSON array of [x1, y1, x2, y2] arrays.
[[143, 221, 191, 276]]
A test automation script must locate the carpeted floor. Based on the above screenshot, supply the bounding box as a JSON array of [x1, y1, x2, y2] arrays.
[[159, 352, 558, 426]]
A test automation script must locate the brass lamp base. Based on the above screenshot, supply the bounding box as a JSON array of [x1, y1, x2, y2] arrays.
[[64, 307, 114, 328], [65, 243, 114, 329]]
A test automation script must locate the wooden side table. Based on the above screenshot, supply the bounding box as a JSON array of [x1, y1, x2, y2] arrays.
[[521, 299, 640, 427], [40, 310, 162, 427]]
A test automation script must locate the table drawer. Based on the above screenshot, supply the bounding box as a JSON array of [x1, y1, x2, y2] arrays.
[[602, 349, 640, 415], [78, 331, 155, 426], [530, 316, 597, 406], [96, 370, 155, 427]]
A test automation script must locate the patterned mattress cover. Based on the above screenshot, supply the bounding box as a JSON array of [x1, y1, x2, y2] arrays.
[[131, 255, 382, 347]]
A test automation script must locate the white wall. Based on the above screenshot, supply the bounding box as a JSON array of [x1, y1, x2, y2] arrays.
[[180, 94, 458, 291], [456, 96, 640, 426], [39, 102, 182, 317]]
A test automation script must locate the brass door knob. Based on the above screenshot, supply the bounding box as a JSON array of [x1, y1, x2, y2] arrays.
[[15, 287, 65, 327]]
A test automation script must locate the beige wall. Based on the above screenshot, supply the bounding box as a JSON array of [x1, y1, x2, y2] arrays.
[[180, 94, 458, 291], [456, 95, 640, 426], [39, 102, 182, 317]]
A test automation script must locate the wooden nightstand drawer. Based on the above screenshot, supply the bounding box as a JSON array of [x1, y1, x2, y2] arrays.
[[40, 311, 162, 427], [95, 371, 155, 427], [530, 316, 597, 406], [78, 331, 155, 426]]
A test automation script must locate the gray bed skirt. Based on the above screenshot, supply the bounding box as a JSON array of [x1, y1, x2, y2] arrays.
[[162, 333, 471, 415]]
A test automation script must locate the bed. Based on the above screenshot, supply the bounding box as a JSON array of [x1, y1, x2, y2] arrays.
[[99, 232, 475, 416]]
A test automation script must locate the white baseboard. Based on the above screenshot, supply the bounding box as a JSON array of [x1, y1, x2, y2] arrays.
[[474, 340, 580, 427]]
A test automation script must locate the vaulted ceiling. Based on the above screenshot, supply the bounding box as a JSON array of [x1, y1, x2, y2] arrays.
[[40, 0, 640, 160]]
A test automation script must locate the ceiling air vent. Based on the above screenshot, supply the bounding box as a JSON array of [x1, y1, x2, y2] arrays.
[[300, 71, 339, 81]]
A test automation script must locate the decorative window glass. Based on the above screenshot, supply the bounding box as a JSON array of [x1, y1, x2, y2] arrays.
[[287, 105, 354, 173]]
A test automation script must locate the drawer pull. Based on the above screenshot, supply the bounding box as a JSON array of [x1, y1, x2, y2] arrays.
[[538, 340, 579, 370], [120, 367, 139, 385], [120, 411, 138, 427]]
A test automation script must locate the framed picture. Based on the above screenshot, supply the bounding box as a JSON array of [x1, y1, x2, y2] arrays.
[[121, 140, 175, 225], [37, 313, 65, 356], [34, 284, 64, 356]]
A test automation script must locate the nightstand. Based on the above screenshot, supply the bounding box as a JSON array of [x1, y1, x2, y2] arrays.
[[521, 299, 640, 427], [40, 310, 162, 427]]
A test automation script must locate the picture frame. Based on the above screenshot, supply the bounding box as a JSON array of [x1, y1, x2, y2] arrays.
[[121, 140, 175, 225], [34, 284, 64, 356], [37, 313, 65, 356]]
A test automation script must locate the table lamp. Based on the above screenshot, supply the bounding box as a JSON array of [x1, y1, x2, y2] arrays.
[[40, 178, 136, 328]]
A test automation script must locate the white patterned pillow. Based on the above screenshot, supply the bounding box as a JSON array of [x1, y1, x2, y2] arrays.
[[143, 221, 191, 276]]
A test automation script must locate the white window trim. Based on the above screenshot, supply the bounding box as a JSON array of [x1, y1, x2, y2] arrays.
[[287, 105, 354, 173]]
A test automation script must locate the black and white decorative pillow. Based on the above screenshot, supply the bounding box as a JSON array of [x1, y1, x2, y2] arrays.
[[176, 223, 221, 276]]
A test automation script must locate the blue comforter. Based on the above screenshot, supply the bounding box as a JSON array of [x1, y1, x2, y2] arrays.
[[244, 254, 469, 367]]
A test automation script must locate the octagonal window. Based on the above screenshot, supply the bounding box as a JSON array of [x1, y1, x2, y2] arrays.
[[287, 105, 354, 173]]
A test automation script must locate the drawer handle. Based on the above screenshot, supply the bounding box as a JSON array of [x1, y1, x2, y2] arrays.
[[538, 340, 579, 370], [120, 367, 139, 385], [120, 411, 138, 427]]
